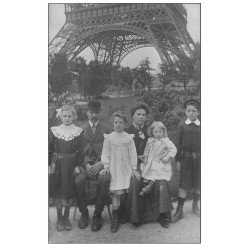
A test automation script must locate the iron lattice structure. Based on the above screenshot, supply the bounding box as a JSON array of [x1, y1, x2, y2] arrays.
[[49, 3, 196, 66]]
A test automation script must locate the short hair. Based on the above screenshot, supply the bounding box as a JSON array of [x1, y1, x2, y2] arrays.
[[58, 105, 78, 121], [112, 110, 128, 123], [130, 102, 150, 117], [147, 121, 168, 138]]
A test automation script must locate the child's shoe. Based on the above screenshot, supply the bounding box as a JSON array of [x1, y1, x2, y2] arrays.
[[111, 210, 119, 233], [63, 207, 72, 231], [56, 209, 64, 231], [192, 194, 200, 216]]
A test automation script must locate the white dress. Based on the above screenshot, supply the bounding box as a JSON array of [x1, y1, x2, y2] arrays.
[[101, 131, 137, 192], [140, 137, 177, 181]]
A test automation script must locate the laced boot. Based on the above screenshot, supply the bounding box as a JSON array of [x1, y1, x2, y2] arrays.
[[157, 213, 170, 228], [192, 194, 200, 216], [78, 210, 89, 229], [63, 207, 72, 231], [111, 210, 119, 233], [56, 208, 64, 231], [171, 197, 185, 223], [91, 211, 102, 232], [139, 180, 155, 196]]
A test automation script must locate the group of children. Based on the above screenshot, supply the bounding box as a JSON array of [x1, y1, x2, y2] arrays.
[[49, 98, 201, 232]]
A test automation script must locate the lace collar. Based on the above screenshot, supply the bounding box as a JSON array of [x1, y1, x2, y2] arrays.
[[51, 124, 82, 141]]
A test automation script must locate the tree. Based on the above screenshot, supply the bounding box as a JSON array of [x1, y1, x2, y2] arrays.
[[49, 53, 72, 96], [133, 58, 154, 90], [158, 63, 178, 88], [81, 60, 112, 98], [120, 67, 134, 90], [192, 42, 201, 84]]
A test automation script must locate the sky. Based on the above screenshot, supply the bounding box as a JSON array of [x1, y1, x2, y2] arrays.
[[49, 3, 200, 70]]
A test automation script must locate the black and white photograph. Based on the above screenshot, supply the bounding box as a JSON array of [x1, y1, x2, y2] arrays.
[[48, 2, 201, 244], [3, 0, 250, 249]]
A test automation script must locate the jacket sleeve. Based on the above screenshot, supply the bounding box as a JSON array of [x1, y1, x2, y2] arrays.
[[76, 131, 85, 166], [101, 136, 111, 168], [175, 124, 184, 161], [48, 128, 55, 165], [129, 137, 138, 170]]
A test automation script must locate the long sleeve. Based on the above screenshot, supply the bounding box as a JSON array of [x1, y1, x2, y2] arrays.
[[175, 124, 184, 161], [101, 136, 111, 168], [76, 131, 85, 166], [129, 138, 138, 170], [165, 139, 177, 158], [48, 129, 55, 165]]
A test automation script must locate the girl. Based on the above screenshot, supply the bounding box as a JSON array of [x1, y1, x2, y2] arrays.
[[100, 111, 138, 233], [172, 99, 201, 223], [139, 121, 177, 197], [138, 121, 177, 228], [49, 105, 85, 231]]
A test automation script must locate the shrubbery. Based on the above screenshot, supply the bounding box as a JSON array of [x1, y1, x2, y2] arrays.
[[136, 89, 186, 143]]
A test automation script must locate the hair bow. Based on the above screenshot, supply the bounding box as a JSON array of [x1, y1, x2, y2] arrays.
[[56, 108, 62, 117]]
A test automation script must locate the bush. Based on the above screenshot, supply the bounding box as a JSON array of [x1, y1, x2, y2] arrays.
[[136, 89, 186, 143]]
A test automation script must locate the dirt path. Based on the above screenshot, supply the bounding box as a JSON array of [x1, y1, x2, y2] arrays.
[[48, 201, 200, 244]]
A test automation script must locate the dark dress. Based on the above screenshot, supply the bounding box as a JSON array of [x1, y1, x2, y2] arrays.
[[49, 125, 85, 202], [125, 124, 173, 224], [175, 121, 201, 191]]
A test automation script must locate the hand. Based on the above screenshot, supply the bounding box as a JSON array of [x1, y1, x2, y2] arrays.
[[161, 156, 171, 164], [89, 162, 104, 176], [73, 166, 80, 176], [99, 168, 110, 175], [132, 169, 141, 180], [176, 162, 181, 171], [138, 155, 146, 163], [49, 163, 56, 174]]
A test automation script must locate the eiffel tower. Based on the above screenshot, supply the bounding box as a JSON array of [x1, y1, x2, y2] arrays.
[[49, 3, 196, 66]]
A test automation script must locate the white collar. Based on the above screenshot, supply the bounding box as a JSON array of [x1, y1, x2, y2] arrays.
[[89, 121, 98, 127], [133, 122, 144, 130], [185, 119, 200, 126], [51, 124, 82, 141]]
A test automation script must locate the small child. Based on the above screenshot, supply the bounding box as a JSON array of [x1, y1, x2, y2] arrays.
[[49, 105, 85, 231], [100, 111, 138, 233], [139, 122, 177, 196], [172, 99, 201, 223]]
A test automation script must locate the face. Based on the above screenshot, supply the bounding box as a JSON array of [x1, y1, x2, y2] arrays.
[[113, 116, 126, 133], [153, 126, 164, 139], [185, 105, 199, 121], [61, 110, 74, 126], [86, 109, 100, 123], [132, 109, 146, 127]]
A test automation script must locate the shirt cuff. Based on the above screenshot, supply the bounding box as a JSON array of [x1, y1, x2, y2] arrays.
[[103, 164, 110, 169]]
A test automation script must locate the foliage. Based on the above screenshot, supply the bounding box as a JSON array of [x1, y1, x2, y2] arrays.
[[158, 63, 179, 87], [158, 52, 195, 90], [49, 53, 73, 95], [136, 89, 187, 142], [192, 42, 201, 84], [71, 59, 112, 98], [133, 57, 154, 90]]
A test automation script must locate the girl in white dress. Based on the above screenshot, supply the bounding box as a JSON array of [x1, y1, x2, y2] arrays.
[[139, 121, 177, 196], [100, 111, 138, 233]]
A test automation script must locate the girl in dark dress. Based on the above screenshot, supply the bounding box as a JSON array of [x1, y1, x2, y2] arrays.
[[49, 105, 85, 231], [172, 99, 201, 223]]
